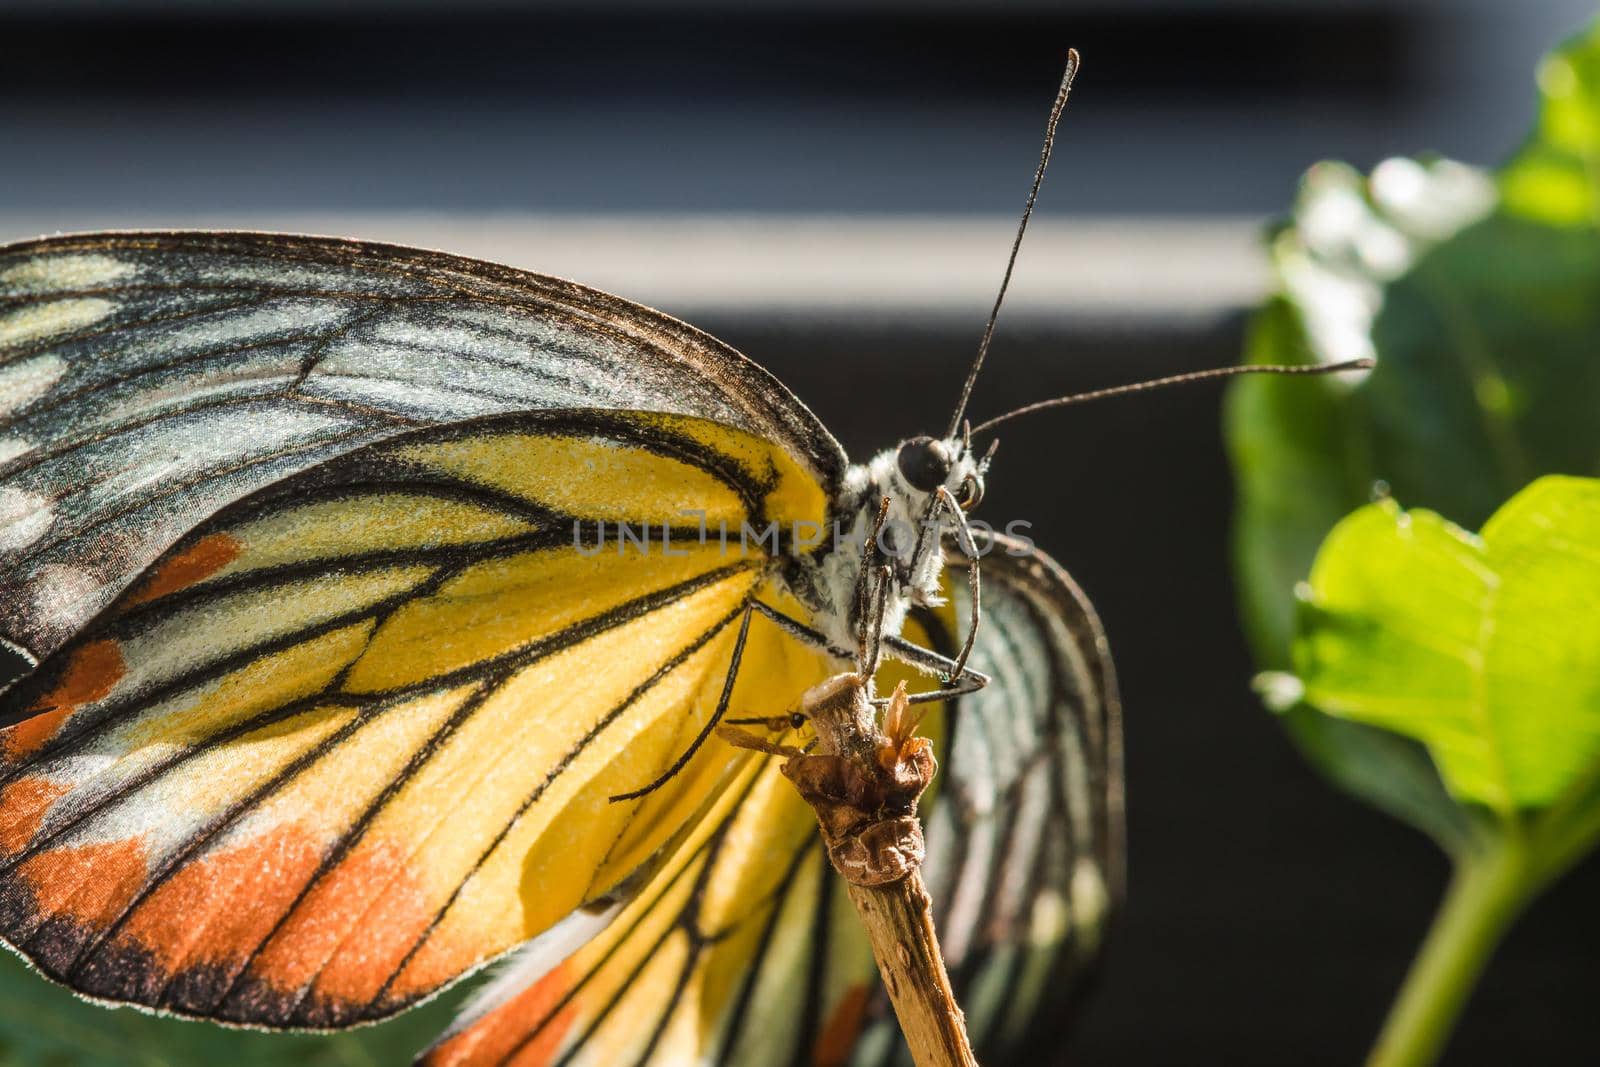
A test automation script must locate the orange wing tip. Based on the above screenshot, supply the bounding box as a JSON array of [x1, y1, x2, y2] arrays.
[[2, 837, 149, 981], [0, 823, 443, 1026], [237, 835, 434, 1023], [93, 824, 326, 1014], [105, 826, 432, 1029]]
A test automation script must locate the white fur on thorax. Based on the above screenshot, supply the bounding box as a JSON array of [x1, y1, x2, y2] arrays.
[[788, 438, 981, 653]]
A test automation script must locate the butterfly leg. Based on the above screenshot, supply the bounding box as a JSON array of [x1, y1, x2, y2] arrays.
[[743, 599, 988, 703], [606, 597, 758, 802], [714, 724, 808, 760], [934, 484, 984, 683], [859, 563, 895, 680], [609, 590, 990, 804], [607, 593, 854, 802], [748, 599, 854, 662], [853, 496, 893, 667], [877, 633, 990, 705]]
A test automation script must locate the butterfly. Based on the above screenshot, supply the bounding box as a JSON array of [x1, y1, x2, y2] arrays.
[[0, 52, 1365, 1066], [0, 217, 1123, 1062]]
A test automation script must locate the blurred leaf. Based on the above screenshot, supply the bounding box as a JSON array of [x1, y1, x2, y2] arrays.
[[1227, 297, 1360, 664], [1270, 698, 1477, 852], [1228, 296, 1476, 849], [1225, 17, 1600, 848], [1501, 18, 1600, 227], [0, 950, 468, 1066], [1294, 477, 1600, 815]]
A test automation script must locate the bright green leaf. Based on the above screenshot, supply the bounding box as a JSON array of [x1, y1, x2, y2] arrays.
[[1227, 21, 1600, 1066], [1294, 477, 1600, 814], [1501, 20, 1600, 227], [1226, 16, 1600, 847]]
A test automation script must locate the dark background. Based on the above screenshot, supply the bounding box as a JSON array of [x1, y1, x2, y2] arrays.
[[3, 2, 1598, 1064], [0, 0, 1587, 219]]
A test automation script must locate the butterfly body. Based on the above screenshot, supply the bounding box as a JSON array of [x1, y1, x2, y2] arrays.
[[0, 232, 1120, 1067], [783, 435, 986, 654]]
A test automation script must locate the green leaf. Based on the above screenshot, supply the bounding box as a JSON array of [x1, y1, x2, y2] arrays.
[[1227, 22, 1600, 1066], [1293, 477, 1600, 815], [1226, 17, 1600, 848], [1293, 477, 1600, 1067], [1267, 700, 1478, 853], [1226, 297, 1362, 664], [1501, 19, 1600, 227], [1225, 159, 1496, 847]]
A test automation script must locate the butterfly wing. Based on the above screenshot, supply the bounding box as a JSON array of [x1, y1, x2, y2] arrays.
[[0, 232, 851, 1028], [0, 231, 845, 670], [0, 410, 847, 1030], [418, 724, 842, 1067], [419, 535, 1123, 1066], [907, 535, 1123, 1060]]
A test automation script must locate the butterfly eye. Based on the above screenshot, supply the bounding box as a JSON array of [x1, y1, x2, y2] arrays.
[[957, 475, 984, 511], [896, 436, 953, 493], [789, 712, 808, 730]]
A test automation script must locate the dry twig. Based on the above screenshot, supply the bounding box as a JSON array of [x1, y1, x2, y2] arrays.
[[719, 674, 978, 1067]]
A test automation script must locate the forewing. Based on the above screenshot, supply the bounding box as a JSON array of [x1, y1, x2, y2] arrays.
[[0, 414, 838, 1029], [0, 232, 845, 668], [417, 537, 1122, 1066]]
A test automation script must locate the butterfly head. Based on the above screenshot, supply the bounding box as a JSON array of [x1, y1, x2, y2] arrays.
[[851, 431, 994, 607], [894, 435, 984, 512]]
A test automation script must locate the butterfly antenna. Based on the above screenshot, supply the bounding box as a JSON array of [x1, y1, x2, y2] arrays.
[[968, 358, 1375, 435], [946, 49, 1081, 440]]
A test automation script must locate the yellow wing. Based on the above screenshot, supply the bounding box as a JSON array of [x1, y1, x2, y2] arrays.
[[418, 734, 854, 1067], [416, 619, 950, 1067], [415, 540, 1123, 1067], [0, 411, 836, 1029]]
